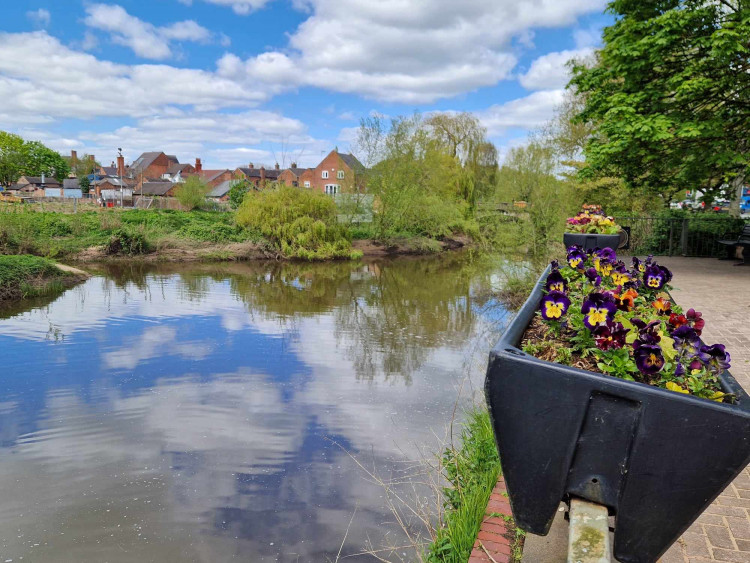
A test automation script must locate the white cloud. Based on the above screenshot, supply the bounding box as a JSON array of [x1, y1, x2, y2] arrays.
[[177, 0, 273, 14], [83, 4, 212, 60], [222, 0, 606, 103], [26, 8, 51, 28], [477, 89, 565, 137], [518, 48, 593, 90]]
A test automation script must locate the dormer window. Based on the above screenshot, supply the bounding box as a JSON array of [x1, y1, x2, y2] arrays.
[[337, 170, 344, 179], [322, 170, 329, 179]]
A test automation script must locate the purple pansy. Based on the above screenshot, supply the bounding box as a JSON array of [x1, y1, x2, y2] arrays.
[[581, 292, 617, 329], [567, 246, 587, 269], [594, 247, 617, 263], [592, 320, 629, 351], [540, 290, 571, 321], [634, 344, 665, 376], [631, 318, 661, 348], [674, 363, 686, 377], [611, 264, 631, 287], [584, 267, 602, 287], [697, 344, 731, 374], [643, 264, 667, 290], [672, 325, 700, 356], [545, 269, 568, 293]]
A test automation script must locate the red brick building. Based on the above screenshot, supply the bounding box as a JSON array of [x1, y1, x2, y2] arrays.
[[234, 163, 282, 188], [130, 152, 179, 182], [309, 150, 364, 194], [278, 163, 313, 187]]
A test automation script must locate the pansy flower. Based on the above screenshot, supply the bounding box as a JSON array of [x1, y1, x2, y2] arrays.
[[540, 290, 571, 321], [614, 288, 638, 312], [631, 318, 661, 347], [632, 257, 646, 273], [674, 363, 686, 378], [566, 246, 587, 270], [652, 297, 672, 315], [686, 309, 705, 335], [592, 320, 629, 350], [594, 247, 617, 263], [581, 292, 617, 329], [697, 344, 731, 374], [643, 264, 667, 290], [672, 325, 700, 356], [634, 344, 665, 376], [545, 269, 567, 293], [584, 267, 601, 287], [611, 265, 631, 287], [668, 313, 688, 330]]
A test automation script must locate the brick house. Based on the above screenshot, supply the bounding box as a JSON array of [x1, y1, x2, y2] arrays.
[[234, 163, 282, 188], [184, 168, 233, 188], [310, 150, 364, 194], [278, 163, 313, 188], [130, 152, 179, 182]]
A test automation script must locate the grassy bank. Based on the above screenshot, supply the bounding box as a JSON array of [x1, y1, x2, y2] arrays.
[[427, 408, 523, 563], [0, 255, 86, 302]]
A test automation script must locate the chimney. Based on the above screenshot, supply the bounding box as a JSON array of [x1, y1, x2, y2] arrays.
[[260, 166, 266, 184], [71, 150, 78, 165], [248, 163, 254, 169], [195, 158, 202, 173], [291, 162, 297, 169], [117, 154, 125, 177], [89, 155, 95, 162], [275, 163, 280, 170]]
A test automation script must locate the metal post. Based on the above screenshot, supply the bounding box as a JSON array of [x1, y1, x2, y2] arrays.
[[680, 218, 689, 256], [668, 221, 675, 256], [568, 498, 611, 563]]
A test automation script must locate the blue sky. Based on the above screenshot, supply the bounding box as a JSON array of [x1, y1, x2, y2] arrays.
[[0, 0, 611, 169]]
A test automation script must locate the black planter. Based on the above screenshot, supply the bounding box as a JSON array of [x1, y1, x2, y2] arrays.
[[485, 268, 750, 563], [564, 232, 622, 251]]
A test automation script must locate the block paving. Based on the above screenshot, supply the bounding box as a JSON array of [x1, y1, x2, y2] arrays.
[[468, 475, 518, 563], [475, 257, 750, 562]]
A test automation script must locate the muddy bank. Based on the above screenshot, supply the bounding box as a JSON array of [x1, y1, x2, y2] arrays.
[[68, 236, 472, 263]]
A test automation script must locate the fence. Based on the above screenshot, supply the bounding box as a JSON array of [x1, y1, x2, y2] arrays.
[[614, 215, 748, 257]]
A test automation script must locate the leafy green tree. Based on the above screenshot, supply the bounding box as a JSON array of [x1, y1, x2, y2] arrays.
[[227, 179, 250, 210], [79, 175, 91, 194], [0, 132, 26, 187], [570, 0, 750, 215], [73, 154, 100, 178], [24, 141, 70, 182], [175, 176, 210, 210]]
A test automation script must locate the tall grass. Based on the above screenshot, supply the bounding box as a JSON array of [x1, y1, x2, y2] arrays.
[[0, 255, 70, 301]]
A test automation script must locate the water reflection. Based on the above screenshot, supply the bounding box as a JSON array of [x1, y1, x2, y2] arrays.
[[0, 254, 511, 562]]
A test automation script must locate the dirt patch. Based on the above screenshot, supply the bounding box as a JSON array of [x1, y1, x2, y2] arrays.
[[352, 235, 471, 257], [521, 315, 601, 374]]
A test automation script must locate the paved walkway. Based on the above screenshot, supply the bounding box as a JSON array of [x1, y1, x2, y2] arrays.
[[481, 257, 750, 563], [657, 257, 750, 563]]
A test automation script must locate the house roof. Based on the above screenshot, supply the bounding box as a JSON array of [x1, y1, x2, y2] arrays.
[[131, 152, 178, 173], [63, 178, 80, 189], [94, 177, 128, 187], [285, 167, 312, 177], [17, 175, 61, 186], [237, 167, 281, 179], [338, 152, 364, 171], [207, 180, 233, 198], [166, 162, 191, 175], [140, 182, 173, 196], [101, 166, 117, 176]]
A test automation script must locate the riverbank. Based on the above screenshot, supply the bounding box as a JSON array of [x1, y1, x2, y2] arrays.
[[0, 208, 472, 263], [0, 255, 88, 302]]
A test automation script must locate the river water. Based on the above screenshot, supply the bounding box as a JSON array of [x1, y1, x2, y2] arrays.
[[0, 255, 513, 562]]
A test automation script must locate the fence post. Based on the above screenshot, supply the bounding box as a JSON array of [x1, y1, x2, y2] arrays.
[[668, 221, 674, 256], [680, 218, 689, 256]]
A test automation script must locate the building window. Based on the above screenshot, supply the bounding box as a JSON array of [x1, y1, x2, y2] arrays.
[[325, 184, 339, 195], [322, 170, 329, 179], [337, 170, 344, 179], [304, 181, 310, 188]]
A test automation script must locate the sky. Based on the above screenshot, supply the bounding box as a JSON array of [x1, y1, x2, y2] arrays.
[[0, 0, 611, 170]]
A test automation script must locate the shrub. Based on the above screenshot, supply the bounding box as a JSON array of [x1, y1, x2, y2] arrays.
[[175, 176, 210, 210], [236, 186, 357, 260], [105, 228, 151, 255]]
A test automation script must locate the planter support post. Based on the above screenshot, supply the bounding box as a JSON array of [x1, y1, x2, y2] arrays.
[[568, 499, 611, 563]]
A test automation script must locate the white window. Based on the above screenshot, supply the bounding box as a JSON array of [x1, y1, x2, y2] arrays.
[[322, 170, 329, 179], [304, 181, 310, 188], [324, 184, 339, 195], [337, 170, 344, 179]]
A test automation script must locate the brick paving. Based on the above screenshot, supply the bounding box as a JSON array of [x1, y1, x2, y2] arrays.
[[656, 257, 750, 563], [477, 257, 750, 562], [469, 476, 517, 563]]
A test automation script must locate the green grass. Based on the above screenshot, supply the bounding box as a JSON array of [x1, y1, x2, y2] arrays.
[[0, 255, 70, 301], [427, 408, 508, 563], [0, 208, 267, 259]]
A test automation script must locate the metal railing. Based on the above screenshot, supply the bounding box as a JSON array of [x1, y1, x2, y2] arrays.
[[614, 215, 749, 257]]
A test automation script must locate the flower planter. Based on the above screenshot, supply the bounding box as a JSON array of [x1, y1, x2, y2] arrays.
[[484, 267, 750, 563], [564, 232, 623, 251]]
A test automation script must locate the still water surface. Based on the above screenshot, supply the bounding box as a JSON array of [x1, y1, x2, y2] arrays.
[[0, 255, 512, 562]]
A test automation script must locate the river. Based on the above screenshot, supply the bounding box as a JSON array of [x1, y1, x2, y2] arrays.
[[0, 254, 514, 562]]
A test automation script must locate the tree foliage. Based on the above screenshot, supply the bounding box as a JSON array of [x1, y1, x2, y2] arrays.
[[570, 0, 750, 213], [175, 176, 210, 210], [227, 179, 251, 210], [0, 132, 70, 186]]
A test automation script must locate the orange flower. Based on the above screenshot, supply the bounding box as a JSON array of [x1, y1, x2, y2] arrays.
[[652, 297, 672, 315], [614, 288, 638, 311]]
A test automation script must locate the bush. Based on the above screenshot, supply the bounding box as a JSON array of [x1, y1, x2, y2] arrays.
[[105, 228, 151, 255], [236, 186, 357, 260], [175, 176, 210, 210]]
